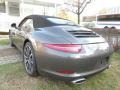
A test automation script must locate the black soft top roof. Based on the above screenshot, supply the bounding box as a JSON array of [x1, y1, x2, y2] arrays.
[[26, 15, 64, 28]]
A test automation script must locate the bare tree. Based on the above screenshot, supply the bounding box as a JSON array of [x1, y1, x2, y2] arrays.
[[64, 0, 92, 24]]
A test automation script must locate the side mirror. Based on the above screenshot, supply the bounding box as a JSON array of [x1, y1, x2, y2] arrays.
[[11, 23, 17, 28], [11, 23, 21, 30]]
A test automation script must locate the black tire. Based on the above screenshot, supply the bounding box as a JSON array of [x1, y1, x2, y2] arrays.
[[111, 27, 116, 29], [23, 42, 38, 76], [104, 26, 109, 29]]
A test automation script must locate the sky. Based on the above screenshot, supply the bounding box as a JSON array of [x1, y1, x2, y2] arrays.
[[82, 0, 120, 16]]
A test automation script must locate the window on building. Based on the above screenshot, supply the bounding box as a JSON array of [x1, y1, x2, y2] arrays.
[[8, 2, 20, 16], [0, 2, 5, 13]]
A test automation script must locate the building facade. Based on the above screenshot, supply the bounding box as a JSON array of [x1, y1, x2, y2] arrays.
[[0, 0, 61, 32]]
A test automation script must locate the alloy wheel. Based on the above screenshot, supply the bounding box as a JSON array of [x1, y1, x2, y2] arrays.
[[24, 44, 34, 74]]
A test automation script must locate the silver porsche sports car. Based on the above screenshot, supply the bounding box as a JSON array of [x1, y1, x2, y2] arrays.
[[9, 15, 113, 84]]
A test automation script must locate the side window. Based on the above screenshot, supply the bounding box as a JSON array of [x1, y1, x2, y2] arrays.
[[21, 19, 34, 32]]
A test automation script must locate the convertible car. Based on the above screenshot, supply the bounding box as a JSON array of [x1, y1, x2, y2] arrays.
[[9, 15, 113, 84]]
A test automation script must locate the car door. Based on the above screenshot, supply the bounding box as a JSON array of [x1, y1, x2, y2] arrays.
[[17, 18, 34, 52]]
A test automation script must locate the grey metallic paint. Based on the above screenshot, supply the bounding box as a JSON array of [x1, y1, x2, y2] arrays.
[[9, 15, 113, 82]]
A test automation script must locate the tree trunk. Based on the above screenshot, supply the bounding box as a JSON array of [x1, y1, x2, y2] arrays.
[[78, 14, 80, 24], [77, 0, 80, 24]]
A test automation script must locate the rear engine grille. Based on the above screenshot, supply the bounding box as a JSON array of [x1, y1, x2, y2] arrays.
[[68, 30, 99, 38]]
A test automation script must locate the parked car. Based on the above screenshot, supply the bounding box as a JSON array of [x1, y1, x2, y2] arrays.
[[9, 15, 113, 84]]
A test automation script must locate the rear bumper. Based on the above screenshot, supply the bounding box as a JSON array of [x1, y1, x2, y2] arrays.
[[35, 44, 112, 81], [34, 40, 114, 82], [40, 64, 109, 81]]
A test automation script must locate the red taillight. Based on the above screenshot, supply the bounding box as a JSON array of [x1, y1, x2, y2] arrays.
[[44, 44, 82, 53], [58, 70, 75, 74]]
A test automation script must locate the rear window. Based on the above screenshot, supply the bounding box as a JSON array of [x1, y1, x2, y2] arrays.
[[47, 18, 77, 26], [33, 16, 78, 28]]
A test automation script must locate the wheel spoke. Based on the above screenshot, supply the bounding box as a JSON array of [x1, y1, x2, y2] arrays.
[[29, 61, 32, 72], [26, 46, 30, 56], [24, 47, 28, 57], [29, 54, 33, 72], [26, 62, 29, 70]]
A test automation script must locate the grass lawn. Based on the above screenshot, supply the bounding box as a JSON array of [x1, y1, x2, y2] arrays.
[[0, 39, 9, 45], [0, 53, 119, 90]]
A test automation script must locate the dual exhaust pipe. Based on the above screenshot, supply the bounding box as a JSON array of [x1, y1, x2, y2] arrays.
[[70, 65, 111, 84], [71, 78, 86, 84]]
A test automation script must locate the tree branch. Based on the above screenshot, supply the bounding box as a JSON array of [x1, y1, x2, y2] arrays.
[[79, 0, 87, 9], [67, 8, 77, 14], [79, 0, 91, 14], [64, 0, 92, 18], [71, 10, 77, 14]]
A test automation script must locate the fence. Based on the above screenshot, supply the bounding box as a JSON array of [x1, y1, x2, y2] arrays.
[[92, 28, 120, 51]]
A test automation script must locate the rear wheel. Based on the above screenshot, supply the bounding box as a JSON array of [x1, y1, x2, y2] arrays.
[[23, 42, 38, 76]]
